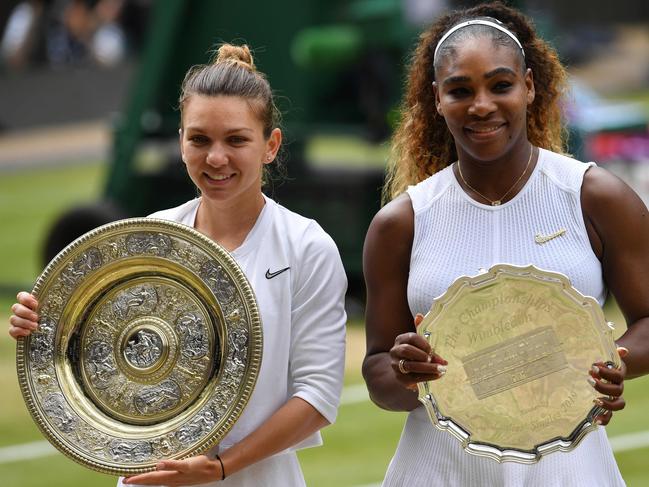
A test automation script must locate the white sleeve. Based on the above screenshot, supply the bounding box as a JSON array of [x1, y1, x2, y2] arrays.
[[289, 223, 347, 424]]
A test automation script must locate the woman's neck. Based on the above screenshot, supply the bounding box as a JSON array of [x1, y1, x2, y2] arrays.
[[455, 141, 536, 203], [195, 192, 266, 251]]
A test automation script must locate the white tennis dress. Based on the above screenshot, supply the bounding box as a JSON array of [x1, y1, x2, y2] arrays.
[[382, 148, 625, 486], [118, 195, 347, 487]]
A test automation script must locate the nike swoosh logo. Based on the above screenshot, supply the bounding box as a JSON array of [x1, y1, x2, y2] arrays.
[[265, 267, 290, 279], [535, 228, 566, 244]]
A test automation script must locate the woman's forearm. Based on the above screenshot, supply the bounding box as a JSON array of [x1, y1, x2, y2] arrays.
[[363, 353, 421, 411], [220, 397, 329, 477], [616, 318, 649, 379]]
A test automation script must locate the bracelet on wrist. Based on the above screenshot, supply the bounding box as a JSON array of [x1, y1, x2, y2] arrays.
[[215, 454, 226, 480]]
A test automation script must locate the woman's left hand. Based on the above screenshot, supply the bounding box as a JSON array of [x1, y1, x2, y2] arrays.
[[123, 455, 223, 485], [589, 347, 629, 426]]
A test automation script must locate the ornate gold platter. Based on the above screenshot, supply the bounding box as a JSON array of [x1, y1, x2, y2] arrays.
[[417, 264, 619, 463], [16, 218, 262, 475]]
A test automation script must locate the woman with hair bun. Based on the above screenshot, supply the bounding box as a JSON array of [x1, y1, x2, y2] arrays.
[[363, 2, 649, 485], [9, 44, 347, 486]]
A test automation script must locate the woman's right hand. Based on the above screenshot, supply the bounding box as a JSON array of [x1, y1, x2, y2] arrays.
[[8, 292, 39, 339], [389, 314, 448, 391]]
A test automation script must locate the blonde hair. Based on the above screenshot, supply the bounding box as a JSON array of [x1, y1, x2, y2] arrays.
[[179, 43, 280, 138], [384, 1, 568, 202]]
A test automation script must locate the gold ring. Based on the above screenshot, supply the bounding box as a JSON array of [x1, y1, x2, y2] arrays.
[[398, 359, 409, 374]]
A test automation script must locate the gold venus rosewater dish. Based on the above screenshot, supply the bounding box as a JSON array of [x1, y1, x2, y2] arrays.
[[16, 219, 262, 475]]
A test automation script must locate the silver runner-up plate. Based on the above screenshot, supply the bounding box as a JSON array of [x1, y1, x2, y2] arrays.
[[16, 218, 262, 475], [417, 264, 620, 463]]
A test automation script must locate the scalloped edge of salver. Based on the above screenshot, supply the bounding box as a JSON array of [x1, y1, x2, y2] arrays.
[[416, 263, 620, 463], [15, 217, 263, 475], [419, 393, 607, 463]]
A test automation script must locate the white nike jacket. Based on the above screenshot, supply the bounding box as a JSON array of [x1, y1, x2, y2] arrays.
[[119, 195, 347, 487]]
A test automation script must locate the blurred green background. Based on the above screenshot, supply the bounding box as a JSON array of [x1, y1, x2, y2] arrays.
[[2, 114, 649, 487], [2, 0, 649, 485]]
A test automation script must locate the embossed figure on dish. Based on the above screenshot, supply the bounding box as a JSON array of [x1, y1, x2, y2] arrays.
[[177, 313, 209, 359], [201, 261, 237, 303], [43, 393, 77, 433], [125, 233, 173, 257], [176, 410, 218, 446], [86, 340, 117, 389], [109, 439, 153, 463], [113, 285, 158, 320], [60, 248, 103, 287], [134, 379, 182, 415], [124, 330, 164, 368]]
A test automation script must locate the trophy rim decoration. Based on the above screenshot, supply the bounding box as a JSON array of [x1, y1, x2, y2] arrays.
[[16, 218, 262, 475], [417, 263, 620, 464]]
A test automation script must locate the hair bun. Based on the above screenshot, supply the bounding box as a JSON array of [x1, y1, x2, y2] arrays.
[[215, 44, 255, 69]]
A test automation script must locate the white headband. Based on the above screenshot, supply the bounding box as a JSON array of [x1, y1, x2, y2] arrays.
[[433, 19, 525, 62]]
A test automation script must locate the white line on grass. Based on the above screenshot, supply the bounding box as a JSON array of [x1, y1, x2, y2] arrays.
[[609, 430, 649, 453], [2, 385, 648, 466], [349, 430, 649, 487], [341, 383, 369, 405], [0, 440, 56, 463]]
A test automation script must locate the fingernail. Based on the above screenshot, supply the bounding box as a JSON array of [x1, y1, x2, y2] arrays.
[[595, 419, 603, 425], [157, 462, 165, 470], [617, 346, 629, 358], [593, 398, 603, 406], [591, 365, 600, 376], [437, 365, 447, 375], [587, 377, 597, 387]]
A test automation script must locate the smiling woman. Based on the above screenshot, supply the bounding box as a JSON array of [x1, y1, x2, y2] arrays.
[[8, 44, 347, 487], [363, 1, 649, 486], [180, 94, 281, 250], [433, 30, 535, 186]]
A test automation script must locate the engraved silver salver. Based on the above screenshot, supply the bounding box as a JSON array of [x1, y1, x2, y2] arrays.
[[16, 218, 262, 475], [417, 264, 620, 463]]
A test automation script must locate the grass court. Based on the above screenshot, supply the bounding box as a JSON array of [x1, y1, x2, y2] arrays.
[[1, 162, 648, 486]]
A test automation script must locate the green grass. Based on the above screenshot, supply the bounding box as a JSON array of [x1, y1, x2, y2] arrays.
[[2, 162, 649, 486], [0, 325, 45, 448], [0, 457, 116, 487], [3, 321, 649, 486], [299, 400, 404, 486], [615, 447, 649, 487], [0, 162, 105, 288]]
